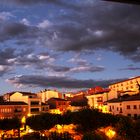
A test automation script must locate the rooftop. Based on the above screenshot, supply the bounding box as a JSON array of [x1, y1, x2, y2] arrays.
[[5, 91, 36, 96], [0, 101, 28, 105], [107, 94, 140, 103], [47, 97, 69, 102]]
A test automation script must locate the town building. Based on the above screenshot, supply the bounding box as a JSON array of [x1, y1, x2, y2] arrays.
[[107, 94, 140, 118], [37, 89, 63, 103], [86, 89, 110, 113], [5, 91, 49, 115], [108, 76, 140, 99], [47, 98, 70, 114], [0, 101, 28, 120]]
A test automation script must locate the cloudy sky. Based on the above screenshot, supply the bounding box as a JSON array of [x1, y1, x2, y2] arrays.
[[0, 0, 140, 94]]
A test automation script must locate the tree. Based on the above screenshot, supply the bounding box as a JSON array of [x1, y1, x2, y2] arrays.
[[72, 109, 103, 133], [115, 115, 135, 140], [26, 113, 58, 131], [58, 110, 73, 125], [0, 118, 21, 140], [132, 119, 140, 140]]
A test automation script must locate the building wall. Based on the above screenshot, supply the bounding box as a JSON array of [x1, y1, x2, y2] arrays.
[[10, 92, 42, 115], [107, 102, 123, 115], [0, 105, 28, 119], [123, 101, 140, 117], [37, 90, 63, 103], [107, 101, 140, 118], [28, 98, 42, 114], [107, 90, 118, 101], [10, 92, 29, 103], [86, 95, 94, 108], [87, 92, 109, 108], [37, 90, 61, 103]]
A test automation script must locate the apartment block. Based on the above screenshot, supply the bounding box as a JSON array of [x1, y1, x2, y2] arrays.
[[0, 101, 28, 119]]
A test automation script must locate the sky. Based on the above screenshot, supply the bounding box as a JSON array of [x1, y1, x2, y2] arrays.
[[0, 0, 140, 94]]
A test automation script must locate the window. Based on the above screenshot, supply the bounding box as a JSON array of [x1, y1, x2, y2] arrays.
[[31, 101, 39, 105], [134, 105, 137, 109], [127, 105, 130, 109], [117, 107, 119, 111], [31, 108, 39, 112], [120, 107, 123, 113], [112, 106, 114, 109]]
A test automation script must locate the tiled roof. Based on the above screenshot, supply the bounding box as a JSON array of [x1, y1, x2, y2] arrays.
[[5, 91, 35, 96], [0, 101, 28, 105], [47, 98, 69, 102], [124, 94, 140, 101], [20, 92, 36, 96], [107, 94, 140, 103]]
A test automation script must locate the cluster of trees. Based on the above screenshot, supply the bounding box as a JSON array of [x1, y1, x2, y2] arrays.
[[26, 108, 140, 140], [0, 108, 140, 140], [0, 118, 21, 139], [0, 118, 21, 131]]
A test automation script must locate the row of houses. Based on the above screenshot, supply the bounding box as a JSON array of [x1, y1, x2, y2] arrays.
[[0, 91, 70, 120], [87, 76, 140, 118], [0, 76, 140, 120]]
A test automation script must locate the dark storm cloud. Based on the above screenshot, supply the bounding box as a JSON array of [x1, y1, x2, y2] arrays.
[[0, 48, 16, 65], [7, 75, 124, 89], [49, 64, 105, 73], [0, 46, 104, 74], [0, 23, 28, 41], [52, 1, 140, 61], [50, 65, 71, 72], [4, 23, 27, 36], [0, 1, 140, 62]]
